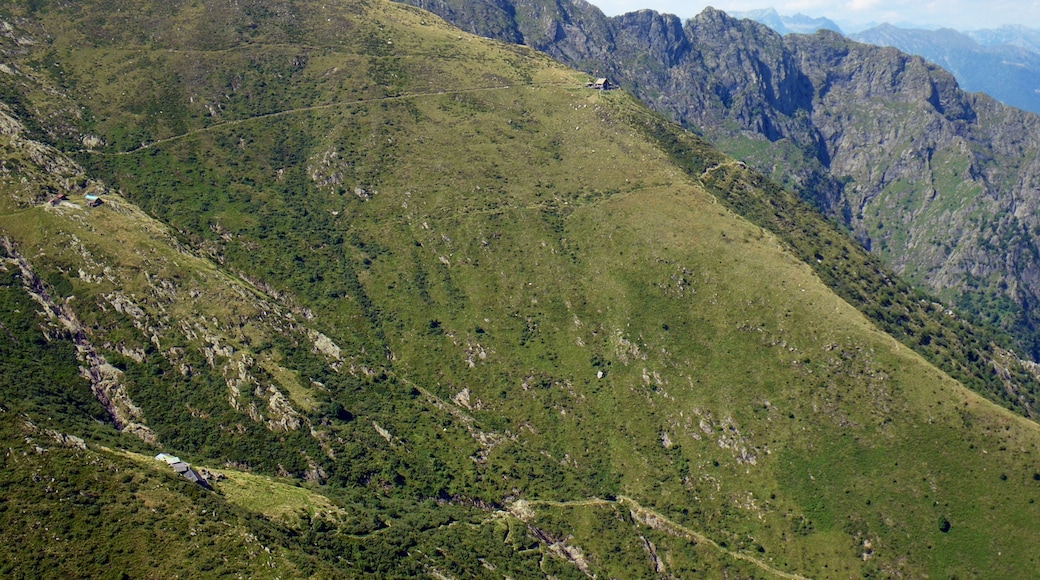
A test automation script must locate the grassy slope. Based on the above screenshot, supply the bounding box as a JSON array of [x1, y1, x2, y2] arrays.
[[0, 0, 1038, 577], [639, 117, 1040, 418]]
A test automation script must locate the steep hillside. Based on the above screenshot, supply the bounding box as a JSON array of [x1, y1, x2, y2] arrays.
[[398, 0, 1040, 363], [2, 0, 1040, 577]]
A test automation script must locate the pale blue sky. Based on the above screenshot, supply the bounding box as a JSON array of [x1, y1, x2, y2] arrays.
[[587, 0, 1040, 31]]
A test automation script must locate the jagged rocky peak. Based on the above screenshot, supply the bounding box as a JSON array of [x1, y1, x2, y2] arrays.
[[682, 8, 813, 121], [612, 10, 689, 65]]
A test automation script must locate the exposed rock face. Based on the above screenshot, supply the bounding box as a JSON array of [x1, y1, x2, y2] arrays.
[[851, 24, 1040, 115], [780, 33, 1040, 357], [404, 0, 524, 43], [2, 236, 156, 442], [0, 45, 345, 462], [400, 0, 1040, 357]]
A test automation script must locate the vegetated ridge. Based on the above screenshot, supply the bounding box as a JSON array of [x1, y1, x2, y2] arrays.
[[400, 0, 1040, 366], [1, 0, 1040, 577]]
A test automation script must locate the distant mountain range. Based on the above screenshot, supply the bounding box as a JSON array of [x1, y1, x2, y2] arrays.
[[735, 9, 1040, 116], [968, 24, 1040, 53], [729, 8, 842, 36], [850, 25, 1040, 115]]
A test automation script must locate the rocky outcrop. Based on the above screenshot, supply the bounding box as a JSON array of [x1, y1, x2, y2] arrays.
[[1, 237, 156, 442], [0, 77, 348, 450]]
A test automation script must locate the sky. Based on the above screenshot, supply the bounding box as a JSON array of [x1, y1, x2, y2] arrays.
[[586, 1, 1040, 31]]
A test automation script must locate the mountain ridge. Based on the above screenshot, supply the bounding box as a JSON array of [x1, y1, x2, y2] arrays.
[[3, 0, 1040, 576], [969, 24, 1040, 52], [850, 23, 1040, 115], [395, 0, 1040, 362]]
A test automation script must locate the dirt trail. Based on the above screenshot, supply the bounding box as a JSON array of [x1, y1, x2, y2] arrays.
[[700, 160, 749, 180], [85, 82, 571, 156], [505, 494, 812, 580]]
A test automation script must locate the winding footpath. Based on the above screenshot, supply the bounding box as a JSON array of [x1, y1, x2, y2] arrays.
[[82, 82, 572, 156], [508, 495, 812, 580]]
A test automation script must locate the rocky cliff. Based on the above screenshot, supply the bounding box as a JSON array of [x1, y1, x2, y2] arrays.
[[852, 24, 1040, 115]]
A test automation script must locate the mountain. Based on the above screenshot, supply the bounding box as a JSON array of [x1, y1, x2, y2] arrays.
[[4, 0, 1040, 577], [851, 24, 1040, 115], [969, 24, 1040, 53], [705, 17, 1040, 116], [730, 7, 843, 36], [396, 0, 1040, 362]]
